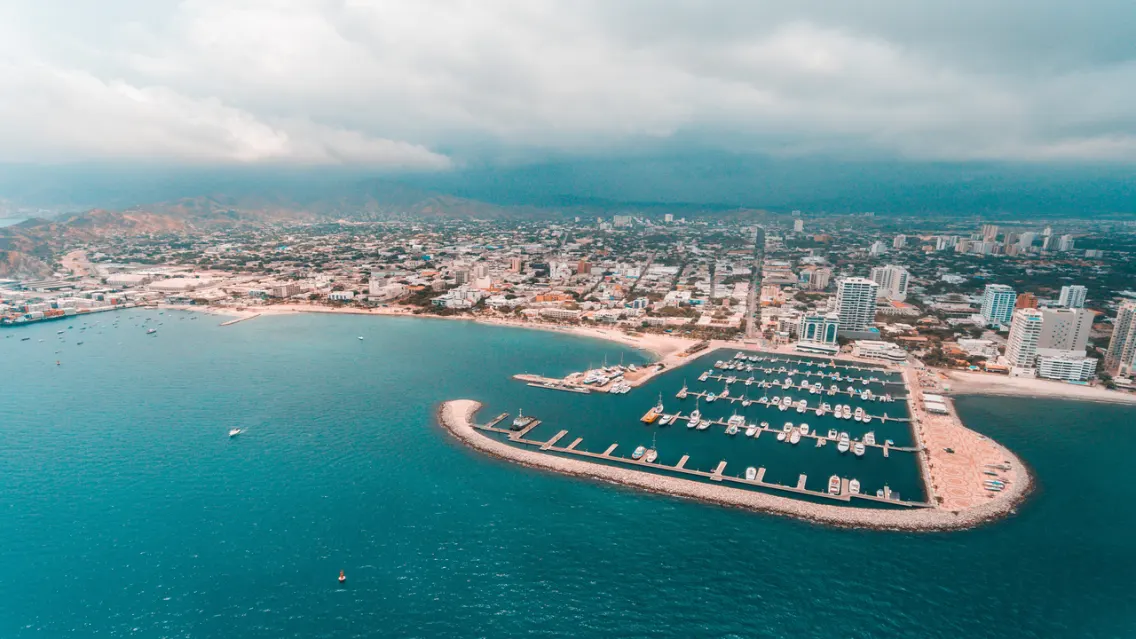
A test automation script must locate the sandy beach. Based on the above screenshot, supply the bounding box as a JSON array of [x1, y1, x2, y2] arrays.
[[942, 370, 1136, 405], [438, 400, 1032, 532]]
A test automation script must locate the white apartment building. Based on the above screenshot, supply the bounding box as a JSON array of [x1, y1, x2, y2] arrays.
[[835, 277, 879, 331], [1037, 354, 1097, 382], [1058, 285, 1087, 308], [1037, 308, 1093, 354], [1005, 308, 1044, 376], [980, 284, 1017, 327], [1106, 300, 1136, 375], [869, 265, 910, 302]]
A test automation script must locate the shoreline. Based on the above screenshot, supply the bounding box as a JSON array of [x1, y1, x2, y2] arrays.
[[437, 400, 1033, 532], [942, 370, 1136, 405]]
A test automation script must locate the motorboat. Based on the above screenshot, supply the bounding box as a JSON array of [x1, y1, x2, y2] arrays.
[[727, 413, 745, 429], [828, 475, 841, 494], [746, 467, 757, 481], [789, 430, 801, 445], [726, 424, 739, 436], [228, 428, 242, 437], [706, 393, 717, 403], [776, 431, 786, 442], [863, 431, 876, 446], [848, 479, 861, 495], [745, 424, 757, 437], [827, 429, 838, 440], [697, 419, 711, 431], [632, 445, 646, 460], [798, 423, 810, 435], [796, 399, 807, 413], [837, 433, 851, 453], [854, 407, 865, 422], [720, 385, 730, 398], [853, 441, 866, 457]]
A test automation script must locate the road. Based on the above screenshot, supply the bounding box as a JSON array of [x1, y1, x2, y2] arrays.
[[745, 226, 765, 339]]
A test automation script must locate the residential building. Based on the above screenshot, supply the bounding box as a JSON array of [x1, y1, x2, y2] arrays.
[[869, 264, 910, 302], [980, 284, 1017, 327], [869, 240, 887, 256], [1058, 284, 1087, 308], [1037, 308, 1093, 354], [797, 312, 839, 345], [799, 266, 832, 291], [1015, 293, 1038, 309], [1005, 308, 1044, 376], [793, 219, 804, 232], [1105, 300, 1136, 375], [1057, 234, 1075, 251], [835, 277, 879, 331], [892, 234, 906, 249], [1037, 354, 1097, 382]]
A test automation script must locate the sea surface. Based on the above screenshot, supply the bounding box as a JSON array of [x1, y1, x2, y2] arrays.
[[1, 311, 1134, 638], [0, 217, 27, 227]]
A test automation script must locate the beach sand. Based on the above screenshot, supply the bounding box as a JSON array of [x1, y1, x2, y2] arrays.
[[943, 370, 1136, 405]]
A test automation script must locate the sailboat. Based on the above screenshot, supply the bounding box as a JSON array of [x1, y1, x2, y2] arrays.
[[644, 433, 658, 463]]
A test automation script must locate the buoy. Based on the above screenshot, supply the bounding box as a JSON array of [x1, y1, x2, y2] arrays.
[[338, 570, 346, 583]]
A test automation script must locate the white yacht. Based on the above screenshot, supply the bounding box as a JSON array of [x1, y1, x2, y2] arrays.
[[727, 413, 745, 429], [853, 441, 866, 457], [697, 419, 711, 431], [726, 423, 739, 436], [745, 423, 758, 437], [706, 392, 717, 403], [798, 423, 810, 436], [745, 377, 755, 386], [676, 383, 688, 399], [854, 407, 865, 422], [746, 467, 757, 481], [796, 399, 807, 413], [688, 406, 702, 426], [848, 479, 861, 495], [828, 475, 841, 494], [837, 432, 851, 453], [789, 429, 801, 445], [228, 428, 242, 438], [720, 385, 730, 398], [827, 429, 838, 440]]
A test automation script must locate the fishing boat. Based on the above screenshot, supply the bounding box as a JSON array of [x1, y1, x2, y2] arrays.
[[511, 409, 535, 431], [631, 445, 646, 460], [228, 428, 242, 437], [746, 466, 757, 481], [828, 475, 841, 494], [853, 441, 866, 457], [849, 479, 861, 495]]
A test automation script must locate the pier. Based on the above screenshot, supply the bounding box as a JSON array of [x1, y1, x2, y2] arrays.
[[219, 313, 260, 326], [680, 391, 911, 423], [473, 413, 930, 508]]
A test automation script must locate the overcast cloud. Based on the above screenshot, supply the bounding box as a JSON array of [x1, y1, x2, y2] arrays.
[[2, 0, 1135, 168]]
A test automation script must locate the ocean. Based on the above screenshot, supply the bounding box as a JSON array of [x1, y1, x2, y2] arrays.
[[1, 310, 1133, 638]]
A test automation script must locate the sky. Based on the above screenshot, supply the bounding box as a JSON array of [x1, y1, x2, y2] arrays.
[[3, 0, 1136, 173]]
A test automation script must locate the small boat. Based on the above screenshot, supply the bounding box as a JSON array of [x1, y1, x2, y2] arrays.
[[745, 424, 757, 437], [849, 479, 861, 495], [759, 421, 769, 429], [631, 445, 646, 460], [706, 393, 717, 403], [229, 428, 242, 437], [853, 441, 866, 457], [863, 431, 876, 446], [676, 383, 689, 399], [828, 475, 841, 494], [720, 385, 730, 398], [696, 419, 710, 431], [745, 467, 757, 481], [658, 414, 672, 426], [358, 336, 364, 340], [644, 449, 658, 463], [798, 423, 810, 435], [20, 337, 30, 341], [147, 328, 157, 334], [854, 407, 865, 422], [789, 430, 801, 445], [339, 570, 346, 584], [726, 424, 739, 436], [776, 431, 786, 441], [827, 429, 838, 440]]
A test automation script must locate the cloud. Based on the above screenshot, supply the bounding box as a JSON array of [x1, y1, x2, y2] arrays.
[[1, 0, 1135, 165]]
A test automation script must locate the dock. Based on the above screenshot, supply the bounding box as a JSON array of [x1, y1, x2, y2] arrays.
[[475, 417, 931, 508], [219, 313, 259, 326], [679, 392, 911, 423]]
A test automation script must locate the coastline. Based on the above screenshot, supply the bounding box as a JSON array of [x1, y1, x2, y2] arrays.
[[437, 400, 1033, 532], [942, 370, 1136, 406]]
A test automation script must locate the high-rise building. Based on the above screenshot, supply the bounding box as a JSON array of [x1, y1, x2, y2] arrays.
[[664, 214, 674, 223], [981, 224, 999, 241], [793, 219, 804, 232], [612, 215, 633, 227], [1057, 235, 1075, 251], [576, 259, 590, 275], [1043, 226, 1053, 237], [1005, 309, 1044, 376], [869, 265, 910, 302], [869, 241, 887, 256], [1105, 301, 1136, 375], [798, 312, 840, 346], [1018, 232, 1036, 249], [980, 284, 1017, 327], [1037, 308, 1093, 354], [1015, 293, 1038, 309], [1058, 284, 1087, 308], [835, 277, 879, 331], [509, 257, 524, 273], [892, 235, 907, 249]]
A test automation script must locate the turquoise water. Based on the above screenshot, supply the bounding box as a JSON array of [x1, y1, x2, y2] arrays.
[[0, 217, 26, 227], [1, 311, 1134, 638]]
